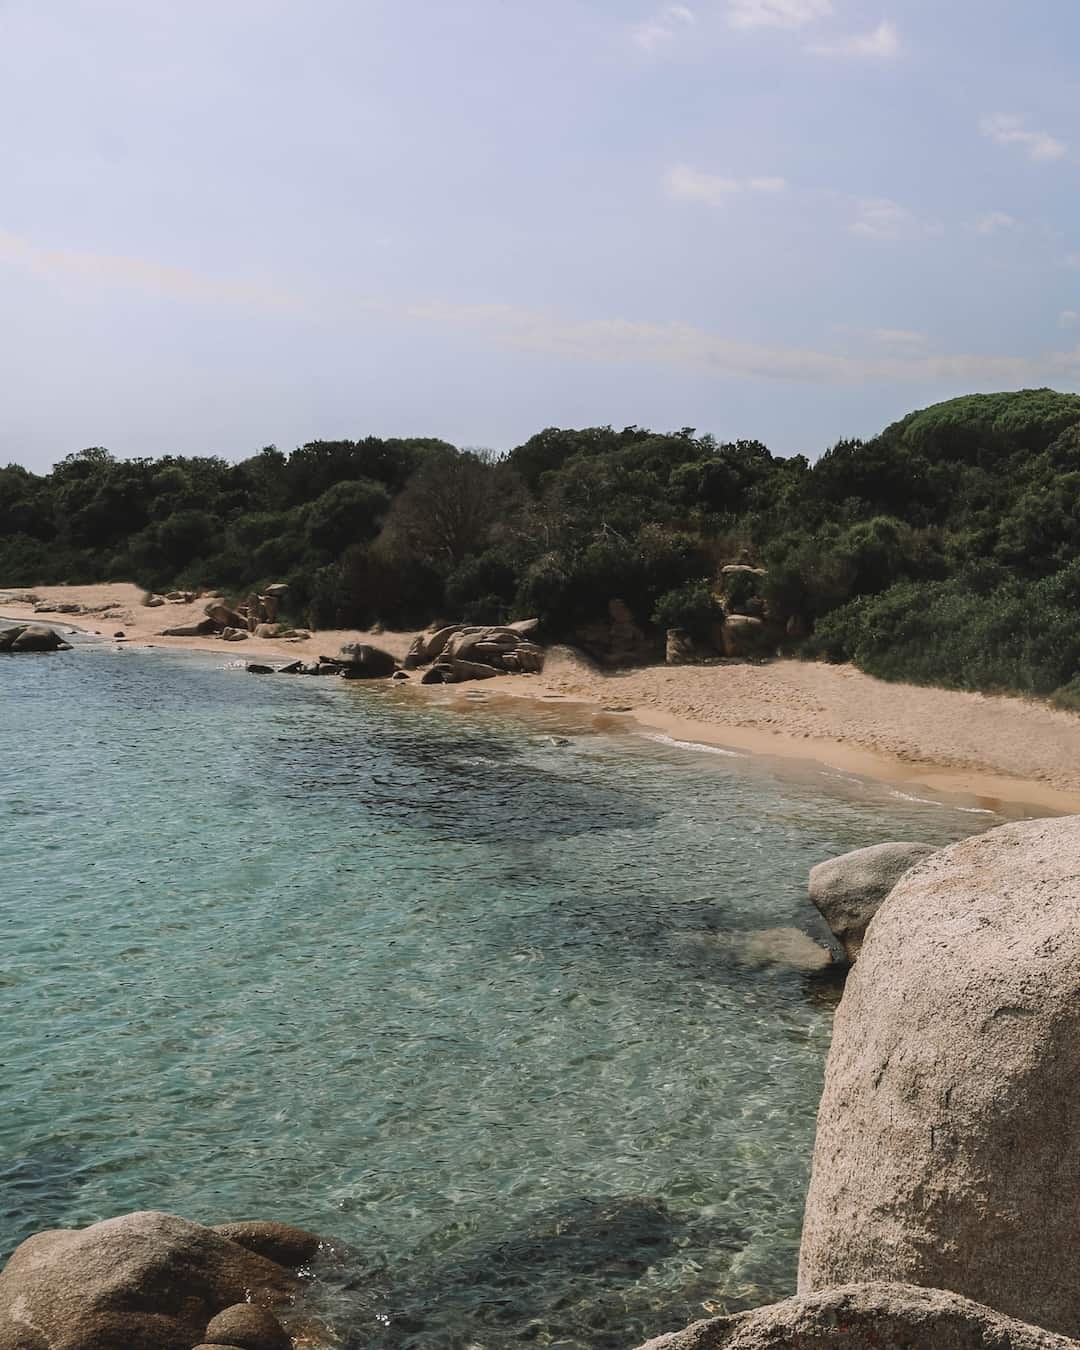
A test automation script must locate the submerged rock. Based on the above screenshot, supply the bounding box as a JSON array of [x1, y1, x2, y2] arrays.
[[799, 816, 1080, 1337], [211, 1220, 320, 1267], [636, 1283, 1080, 1350], [808, 841, 936, 961]]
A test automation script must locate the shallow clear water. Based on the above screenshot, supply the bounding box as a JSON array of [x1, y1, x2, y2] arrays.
[[0, 639, 1008, 1347]]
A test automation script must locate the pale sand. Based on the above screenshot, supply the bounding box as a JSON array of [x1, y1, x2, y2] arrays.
[[9, 582, 1080, 815]]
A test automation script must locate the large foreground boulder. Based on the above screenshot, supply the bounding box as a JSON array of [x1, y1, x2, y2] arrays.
[[636, 1283, 1080, 1349], [0, 1210, 307, 1350], [808, 840, 936, 961], [799, 816, 1080, 1337]]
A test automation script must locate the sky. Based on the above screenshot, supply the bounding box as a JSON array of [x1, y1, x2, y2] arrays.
[[2, 0, 1079, 471]]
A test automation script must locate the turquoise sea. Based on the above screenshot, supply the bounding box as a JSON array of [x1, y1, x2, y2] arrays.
[[0, 636, 1010, 1347]]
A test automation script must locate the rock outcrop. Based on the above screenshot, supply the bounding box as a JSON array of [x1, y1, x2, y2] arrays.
[[808, 841, 936, 961], [0, 1210, 318, 1349], [0, 624, 72, 653], [404, 622, 546, 683], [799, 816, 1080, 1338], [636, 1283, 1080, 1350]]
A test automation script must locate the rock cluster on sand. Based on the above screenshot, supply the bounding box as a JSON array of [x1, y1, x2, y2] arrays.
[[0, 623, 71, 653], [159, 585, 310, 644], [245, 619, 547, 685], [0, 1210, 320, 1350], [637, 814, 1080, 1349], [807, 840, 937, 961]]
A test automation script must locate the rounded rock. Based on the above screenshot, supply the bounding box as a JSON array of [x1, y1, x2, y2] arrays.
[[204, 1303, 292, 1350]]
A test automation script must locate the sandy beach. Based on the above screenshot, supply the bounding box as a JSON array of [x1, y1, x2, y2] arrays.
[[8, 582, 1080, 816]]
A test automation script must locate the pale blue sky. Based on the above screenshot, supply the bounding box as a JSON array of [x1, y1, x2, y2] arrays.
[[2, 0, 1079, 469]]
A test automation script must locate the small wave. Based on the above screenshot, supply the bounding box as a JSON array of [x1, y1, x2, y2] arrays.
[[886, 788, 994, 815], [645, 733, 747, 758]]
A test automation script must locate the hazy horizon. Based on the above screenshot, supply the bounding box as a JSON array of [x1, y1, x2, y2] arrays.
[[3, 0, 1079, 471]]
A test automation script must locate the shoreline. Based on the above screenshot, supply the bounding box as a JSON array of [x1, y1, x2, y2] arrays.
[[9, 582, 1080, 818]]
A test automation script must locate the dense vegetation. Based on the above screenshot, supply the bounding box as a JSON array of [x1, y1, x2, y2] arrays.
[[4, 388, 1080, 703]]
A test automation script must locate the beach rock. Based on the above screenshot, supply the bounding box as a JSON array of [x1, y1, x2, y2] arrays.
[[34, 601, 82, 614], [144, 593, 166, 607], [9, 624, 69, 652], [221, 627, 250, 642], [246, 664, 275, 675], [808, 841, 936, 961], [162, 619, 218, 637], [0, 1210, 298, 1350], [392, 670, 410, 680], [211, 1220, 320, 1267], [338, 643, 397, 678], [665, 628, 695, 665], [719, 615, 772, 658], [165, 590, 195, 603], [636, 1282, 1080, 1350], [799, 816, 1080, 1338], [421, 666, 448, 684], [277, 661, 304, 675], [203, 1303, 291, 1350], [253, 623, 283, 638], [205, 602, 247, 631]]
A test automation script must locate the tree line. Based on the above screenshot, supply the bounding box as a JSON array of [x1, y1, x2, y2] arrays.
[[4, 387, 1080, 706]]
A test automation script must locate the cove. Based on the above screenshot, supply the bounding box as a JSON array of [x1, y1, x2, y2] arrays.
[[0, 642, 1004, 1347]]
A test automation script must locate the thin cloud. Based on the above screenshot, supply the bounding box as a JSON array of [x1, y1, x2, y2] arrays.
[[664, 163, 787, 205], [870, 328, 928, 347], [808, 20, 900, 58], [981, 114, 1067, 163], [632, 4, 694, 51], [726, 0, 832, 30], [972, 211, 1018, 236], [0, 229, 299, 310], [849, 198, 942, 242]]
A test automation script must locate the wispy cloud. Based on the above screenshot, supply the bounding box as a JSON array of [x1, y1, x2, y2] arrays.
[[0, 229, 299, 310], [482, 311, 1080, 388], [972, 211, 1018, 236], [632, 4, 694, 51], [726, 0, 832, 30], [870, 328, 928, 347], [8, 227, 1080, 393], [664, 163, 787, 205], [807, 19, 900, 58], [849, 198, 941, 242], [981, 114, 1067, 163]]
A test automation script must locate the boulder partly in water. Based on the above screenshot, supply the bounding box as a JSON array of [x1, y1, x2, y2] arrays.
[[799, 816, 1080, 1338], [0, 624, 72, 653], [0, 1210, 308, 1350], [808, 840, 936, 962]]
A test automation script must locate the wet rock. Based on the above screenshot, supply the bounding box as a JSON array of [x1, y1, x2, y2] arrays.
[[277, 660, 304, 674], [211, 1220, 320, 1268], [246, 664, 276, 675], [203, 1303, 291, 1350], [337, 643, 397, 678], [392, 670, 410, 680], [3, 624, 71, 652], [808, 841, 936, 962], [0, 1210, 298, 1350], [636, 1283, 1079, 1350]]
